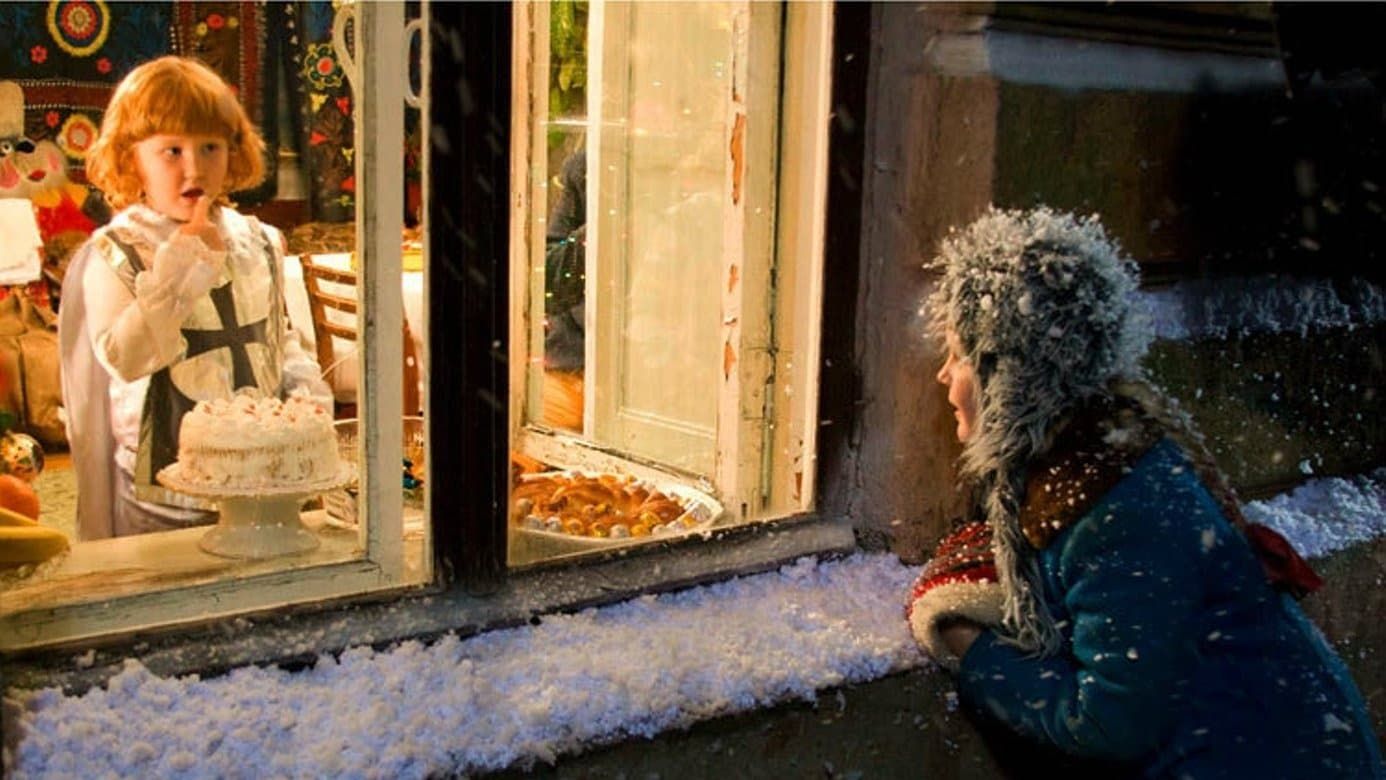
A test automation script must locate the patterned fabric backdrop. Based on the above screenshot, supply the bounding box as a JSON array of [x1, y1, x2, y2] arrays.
[[0, 1, 174, 186], [0, 0, 415, 225], [0, 0, 280, 201], [171, 1, 277, 204], [287, 0, 355, 223], [277, 1, 422, 226]]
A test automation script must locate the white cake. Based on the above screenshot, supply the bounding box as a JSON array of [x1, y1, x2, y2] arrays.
[[175, 394, 340, 489]]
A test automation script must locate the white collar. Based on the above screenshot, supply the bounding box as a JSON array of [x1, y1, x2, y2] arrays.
[[108, 203, 252, 254]]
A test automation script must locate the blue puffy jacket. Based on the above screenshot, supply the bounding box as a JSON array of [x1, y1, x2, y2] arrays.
[[957, 439, 1383, 779]]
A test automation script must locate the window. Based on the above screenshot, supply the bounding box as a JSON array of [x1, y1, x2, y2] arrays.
[[0, 2, 428, 651], [1, 0, 840, 654], [508, 1, 833, 565]]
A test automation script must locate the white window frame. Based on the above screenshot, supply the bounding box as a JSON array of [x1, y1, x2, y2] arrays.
[[0, 2, 424, 652], [508, 1, 831, 529]]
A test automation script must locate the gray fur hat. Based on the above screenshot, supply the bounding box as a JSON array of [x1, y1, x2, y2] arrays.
[[925, 206, 1151, 654], [928, 206, 1150, 473]]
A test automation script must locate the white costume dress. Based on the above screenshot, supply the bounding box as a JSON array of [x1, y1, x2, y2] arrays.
[[60, 204, 331, 539]]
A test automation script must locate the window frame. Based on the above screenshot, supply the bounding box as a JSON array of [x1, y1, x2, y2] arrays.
[[0, 1, 870, 670], [426, 0, 512, 590]]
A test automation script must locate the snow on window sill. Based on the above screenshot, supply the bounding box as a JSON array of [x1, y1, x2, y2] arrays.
[[1, 514, 856, 694]]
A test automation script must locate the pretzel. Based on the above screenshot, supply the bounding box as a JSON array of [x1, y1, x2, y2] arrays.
[[635, 497, 685, 524], [511, 472, 692, 539], [511, 479, 556, 506], [550, 482, 619, 510]]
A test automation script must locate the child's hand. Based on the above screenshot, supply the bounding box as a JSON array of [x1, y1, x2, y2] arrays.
[[178, 195, 225, 252], [939, 619, 983, 659], [140, 195, 229, 307]]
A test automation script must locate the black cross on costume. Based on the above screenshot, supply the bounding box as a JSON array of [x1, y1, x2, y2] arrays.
[[105, 225, 282, 498], [182, 282, 269, 389]]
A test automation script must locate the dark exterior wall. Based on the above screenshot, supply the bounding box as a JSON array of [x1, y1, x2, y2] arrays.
[[1145, 325, 1385, 498], [827, 5, 997, 560], [993, 79, 1386, 283], [838, 2, 1386, 561], [992, 85, 1192, 271]]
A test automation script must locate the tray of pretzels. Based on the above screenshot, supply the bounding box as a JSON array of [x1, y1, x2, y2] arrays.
[[510, 471, 722, 553]]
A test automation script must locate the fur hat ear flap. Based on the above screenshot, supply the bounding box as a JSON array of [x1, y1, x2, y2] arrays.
[[906, 521, 1006, 672]]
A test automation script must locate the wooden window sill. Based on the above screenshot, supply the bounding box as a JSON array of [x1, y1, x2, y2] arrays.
[[1, 511, 430, 653]]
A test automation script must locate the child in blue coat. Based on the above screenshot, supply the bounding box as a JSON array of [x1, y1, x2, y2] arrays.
[[908, 207, 1382, 778]]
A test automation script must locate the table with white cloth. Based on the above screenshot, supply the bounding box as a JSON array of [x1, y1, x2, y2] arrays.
[[282, 253, 425, 405]]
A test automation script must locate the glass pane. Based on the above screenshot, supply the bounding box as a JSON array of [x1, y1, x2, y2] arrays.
[[534, 0, 590, 432], [1, 1, 426, 637], [513, 1, 778, 567], [531, 0, 730, 474], [587, 1, 729, 475]]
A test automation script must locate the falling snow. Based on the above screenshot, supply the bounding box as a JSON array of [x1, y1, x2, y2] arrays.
[[4, 470, 1383, 778]]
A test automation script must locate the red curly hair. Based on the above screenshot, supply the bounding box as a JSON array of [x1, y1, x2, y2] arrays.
[[85, 56, 266, 210]]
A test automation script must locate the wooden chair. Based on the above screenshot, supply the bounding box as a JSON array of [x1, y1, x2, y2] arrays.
[[299, 254, 421, 418]]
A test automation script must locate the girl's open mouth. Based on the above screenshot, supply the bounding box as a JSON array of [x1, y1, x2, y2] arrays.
[[182, 188, 205, 199]]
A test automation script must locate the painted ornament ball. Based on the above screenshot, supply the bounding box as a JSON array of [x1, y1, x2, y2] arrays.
[[0, 432, 45, 481]]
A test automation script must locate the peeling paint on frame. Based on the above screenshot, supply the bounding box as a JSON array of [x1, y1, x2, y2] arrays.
[[730, 112, 746, 205]]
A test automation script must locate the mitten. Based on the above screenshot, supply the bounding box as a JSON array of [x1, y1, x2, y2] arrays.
[[906, 520, 1005, 672]]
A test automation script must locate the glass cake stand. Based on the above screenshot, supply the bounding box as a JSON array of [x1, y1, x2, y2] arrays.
[[157, 464, 354, 560]]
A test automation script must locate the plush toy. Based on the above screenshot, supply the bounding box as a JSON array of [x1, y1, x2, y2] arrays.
[[0, 80, 106, 285], [0, 82, 36, 195]]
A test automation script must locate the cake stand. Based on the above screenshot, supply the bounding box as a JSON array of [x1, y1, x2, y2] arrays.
[[158, 464, 354, 560]]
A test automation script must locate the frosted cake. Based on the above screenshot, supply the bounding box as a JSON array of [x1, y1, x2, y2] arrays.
[[175, 394, 340, 489]]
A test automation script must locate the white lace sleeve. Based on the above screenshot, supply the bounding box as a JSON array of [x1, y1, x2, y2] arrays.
[[84, 234, 224, 382]]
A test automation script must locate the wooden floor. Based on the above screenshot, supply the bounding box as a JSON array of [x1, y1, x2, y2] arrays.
[[44, 451, 70, 471], [31, 449, 77, 539], [541, 370, 585, 431]]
